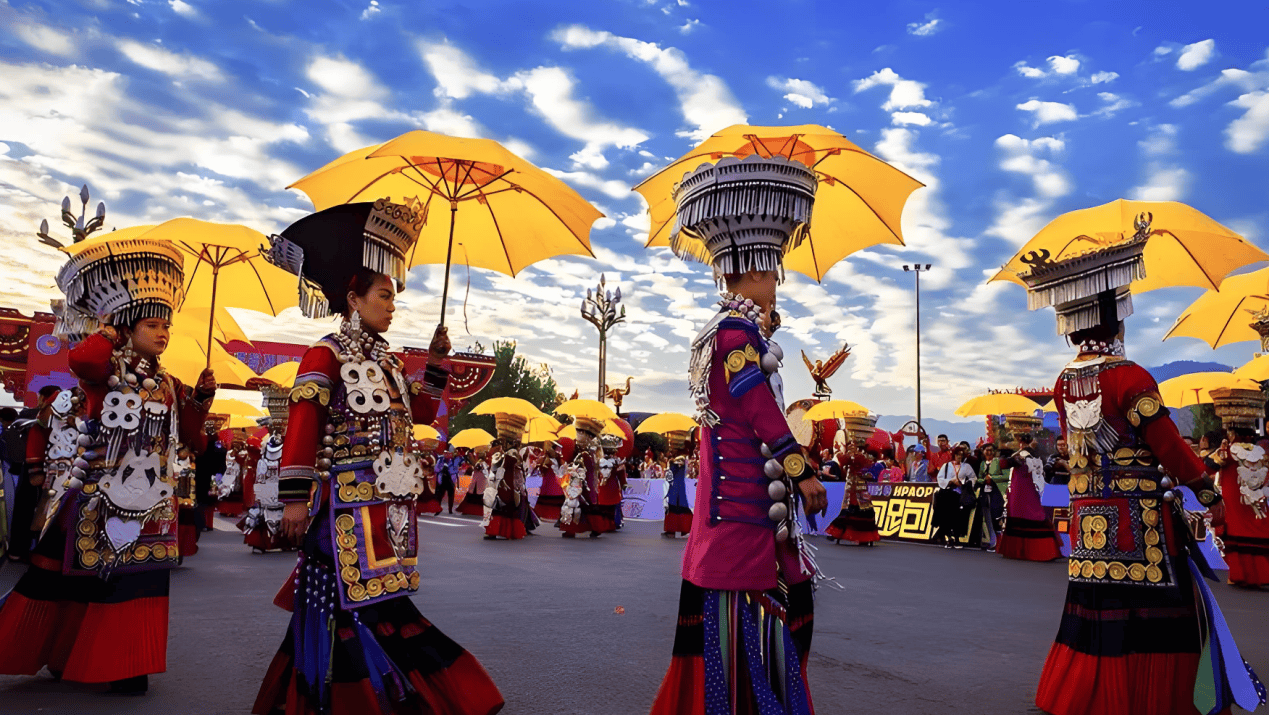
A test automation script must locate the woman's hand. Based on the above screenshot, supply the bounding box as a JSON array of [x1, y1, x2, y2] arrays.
[[195, 368, 218, 398], [798, 477, 828, 514], [281, 502, 311, 543], [428, 325, 451, 365]]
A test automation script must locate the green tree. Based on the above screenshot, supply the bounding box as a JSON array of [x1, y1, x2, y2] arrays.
[[448, 341, 560, 435], [1189, 404, 1222, 442]]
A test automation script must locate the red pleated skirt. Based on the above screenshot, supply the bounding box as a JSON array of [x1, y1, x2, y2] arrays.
[[484, 514, 526, 540], [1225, 550, 1269, 587], [1036, 644, 1228, 715], [218, 498, 244, 517], [997, 517, 1063, 561], [178, 522, 200, 557], [825, 507, 880, 543], [662, 509, 693, 535], [417, 498, 443, 516], [245, 528, 294, 553], [533, 494, 564, 521], [456, 493, 485, 517]]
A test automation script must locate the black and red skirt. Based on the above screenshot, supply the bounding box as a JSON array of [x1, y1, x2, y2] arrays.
[[533, 494, 564, 521], [997, 516, 1062, 561], [825, 505, 880, 543], [455, 490, 484, 517], [662, 505, 692, 536]]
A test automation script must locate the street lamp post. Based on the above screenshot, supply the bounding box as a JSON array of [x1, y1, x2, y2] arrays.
[[903, 263, 933, 427], [580, 274, 626, 402]]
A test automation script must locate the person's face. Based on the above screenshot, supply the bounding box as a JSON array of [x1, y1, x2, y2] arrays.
[[937, 437, 949, 450], [1056, 439, 1069, 457], [348, 274, 396, 334], [984, 445, 997, 459], [1199, 435, 1210, 450], [728, 270, 778, 323], [129, 317, 170, 359]]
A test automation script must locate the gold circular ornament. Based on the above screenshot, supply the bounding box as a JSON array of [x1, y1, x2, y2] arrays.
[[1146, 565, 1163, 583], [1128, 563, 1147, 581], [1144, 530, 1160, 546], [365, 578, 383, 597], [1141, 499, 1158, 508], [725, 351, 747, 373], [1074, 475, 1089, 493], [1145, 546, 1163, 564], [78, 520, 96, 536], [339, 485, 358, 503], [1142, 509, 1160, 527], [82, 483, 97, 494], [337, 534, 358, 549], [335, 514, 356, 532], [409, 572, 420, 589], [347, 584, 368, 601], [1092, 561, 1108, 579], [1117, 478, 1139, 491], [81, 550, 100, 567], [384, 576, 400, 593], [77, 536, 96, 552], [339, 549, 359, 566], [151, 543, 168, 560], [1108, 562, 1128, 581], [1089, 533, 1107, 550], [134, 544, 151, 560], [1139, 479, 1157, 492], [337, 471, 356, 485], [341, 565, 361, 583], [356, 483, 374, 501], [1080, 561, 1095, 579], [1068, 560, 1082, 577], [81, 509, 98, 521], [1090, 515, 1108, 532], [1136, 396, 1161, 418], [783, 453, 807, 478]]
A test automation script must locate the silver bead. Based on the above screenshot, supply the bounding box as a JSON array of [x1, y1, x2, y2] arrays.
[[760, 353, 780, 374], [764, 458, 784, 479], [323, 436, 335, 446], [775, 524, 790, 543], [142, 378, 157, 391], [767, 342, 784, 361], [74, 457, 90, 470], [107, 375, 120, 387], [70, 466, 86, 479], [317, 458, 331, 470], [768, 502, 788, 522], [77, 434, 92, 447], [325, 424, 336, 434], [761, 444, 773, 458], [66, 477, 84, 489], [768, 480, 787, 500], [1163, 490, 1176, 503], [1159, 476, 1174, 490], [124, 373, 138, 386]]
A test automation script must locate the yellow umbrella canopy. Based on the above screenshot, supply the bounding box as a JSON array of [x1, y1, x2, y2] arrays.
[[556, 424, 577, 442], [954, 393, 1047, 418], [170, 305, 251, 352], [413, 424, 440, 442], [554, 398, 618, 421], [287, 131, 605, 324], [258, 361, 301, 388], [991, 199, 1269, 295], [209, 395, 266, 418], [1163, 267, 1269, 349], [522, 414, 563, 444], [225, 414, 259, 430], [1235, 355, 1269, 382], [471, 397, 546, 419], [802, 399, 871, 421], [450, 428, 495, 449], [602, 420, 626, 437], [1157, 372, 1260, 408], [633, 124, 924, 281], [635, 412, 698, 435], [163, 335, 257, 389]]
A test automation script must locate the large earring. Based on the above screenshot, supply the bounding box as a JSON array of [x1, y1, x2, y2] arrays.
[[350, 308, 362, 334]]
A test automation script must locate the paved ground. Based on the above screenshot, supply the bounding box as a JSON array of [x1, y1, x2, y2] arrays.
[[1, 514, 1266, 714]]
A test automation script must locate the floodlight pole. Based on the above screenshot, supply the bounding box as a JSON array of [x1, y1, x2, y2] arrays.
[[903, 264, 933, 427], [580, 274, 626, 402]]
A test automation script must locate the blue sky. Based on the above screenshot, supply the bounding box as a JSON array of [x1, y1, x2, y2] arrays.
[[2, 0, 1269, 428]]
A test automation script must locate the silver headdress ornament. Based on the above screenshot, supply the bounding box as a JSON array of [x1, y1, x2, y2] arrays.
[[670, 155, 818, 283], [1017, 212, 1152, 336], [40, 186, 186, 341]]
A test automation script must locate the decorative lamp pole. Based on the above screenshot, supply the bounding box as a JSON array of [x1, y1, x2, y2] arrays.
[[36, 184, 107, 248], [902, 263, 933, 427], [580, 274, 626, 402]]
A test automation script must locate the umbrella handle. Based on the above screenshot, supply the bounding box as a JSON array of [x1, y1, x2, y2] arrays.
[[438, 204, 457, 328], [206, 265, 220, 370]]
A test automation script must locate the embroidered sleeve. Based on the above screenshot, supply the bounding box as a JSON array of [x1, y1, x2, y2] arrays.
[[718, 329, 765, 399], [1125, 391, 1168, 429], [278, 343, 339, 501]]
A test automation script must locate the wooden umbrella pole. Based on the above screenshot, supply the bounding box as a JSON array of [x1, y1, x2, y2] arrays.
[[205, 261, 220, 370], [438, 203, 458, 328]]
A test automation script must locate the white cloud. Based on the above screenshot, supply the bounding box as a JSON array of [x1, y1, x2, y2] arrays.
[[541, 168, 630, 200], [553, 25, 747, 141], [766, 77, 833, 109], [306, 55, 386, 100], [1047, 55, 1080, 75], [1015, 63, 1047, 79], [1227, 91, 1269, 153], [679, 19, 701, 34], [1153, 45, 1174, 58], [169, 0, 199, 18], [853, 68, 933, 113], [117, 40, 222, 81], [14, 22, 75, 57], [891, 111, 932, 126], [987, 134, 1072, 246], [417, 41, 514, 100], [1130, 125, 1189, 200], [1176, 39, 1216, 71], [1015, 99, 1078, 126], [1090, 71, 1118, 84], [1091, 91, 1138, 118], [360, 0, 381, 20], [510, 66, 649, 157], [906, 12, 942, 36]]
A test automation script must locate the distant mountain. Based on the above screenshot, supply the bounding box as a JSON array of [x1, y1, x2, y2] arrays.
[[1146, 360, 1233, 383]]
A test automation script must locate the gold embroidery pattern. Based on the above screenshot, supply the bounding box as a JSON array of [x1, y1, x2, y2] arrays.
[[1126, 393, 1163, 427], [783, 452, 807, 478], [290, 382, 331, 406]]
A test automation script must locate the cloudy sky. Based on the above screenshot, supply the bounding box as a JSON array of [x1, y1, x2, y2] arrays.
[[2, 0, 1268, 426]]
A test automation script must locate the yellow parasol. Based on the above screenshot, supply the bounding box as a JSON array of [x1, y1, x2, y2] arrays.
[[633, 124, 924, 281], [287, 131, 604, 325], [413, 424, 440, 442], [556, 424, 578, 442], [635, 413, 698, 435], [991, 200, 1269, 294], [1234, 355, 1269, 382], [1157, 372, 1260, 409], [1162, 267, 1269, 350], [163, 335, 257, 389], [554, 398, 618, 421], [471, 397, 546, 419], [66, 219, 299, 368], [225, 415, 259, 430], [258, 361, 301, 388], [170, 305, 251, 352], [602, 420, 626, 437], [450, 428, 495, 450], [954, 393, 1047, 418], [522, 414, 563, 444], [802, 400, 871, 421], [209, 395, 266, 418]]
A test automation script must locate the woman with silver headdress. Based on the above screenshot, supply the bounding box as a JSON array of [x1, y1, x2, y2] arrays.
[[0, 229, 215, 695], [251, 201, 503, 715], [649, 155, 828, 715]]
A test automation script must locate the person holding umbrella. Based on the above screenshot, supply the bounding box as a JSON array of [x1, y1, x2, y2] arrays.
[[0, 229, 215, 695], [253, 200, 503, 715]]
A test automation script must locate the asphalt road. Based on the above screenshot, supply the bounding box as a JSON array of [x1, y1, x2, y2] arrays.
[[1, 514, 1266, 714]]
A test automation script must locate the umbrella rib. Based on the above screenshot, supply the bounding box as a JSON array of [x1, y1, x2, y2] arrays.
[[499, 185, 596, 259], [824, 180, 906, 245], [479, 195, 515, 276], [1153, 229, 1218, 290], [455, 169, 517, 202]]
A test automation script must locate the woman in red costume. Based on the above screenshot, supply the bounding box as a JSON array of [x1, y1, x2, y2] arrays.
[[532, 441, 566, 521], [0, 232, 214, 695], [557, 420, 604, 538], [252, 201, 503, 715], [1011, 220, 1264, 715], [1208, 426, 1269, 588], [995, 432, 1062, 561], [482, 417, 529, 540], [825, 441, 880, 546], [661, 430, 693, 538]]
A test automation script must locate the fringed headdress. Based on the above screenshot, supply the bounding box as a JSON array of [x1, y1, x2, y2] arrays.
[[54, 238, 186, 341], [494, 413, 528, 444], [264, 199, 424, 319], [671, 155, 817, 283], [1017, 213, 1151, 336]]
